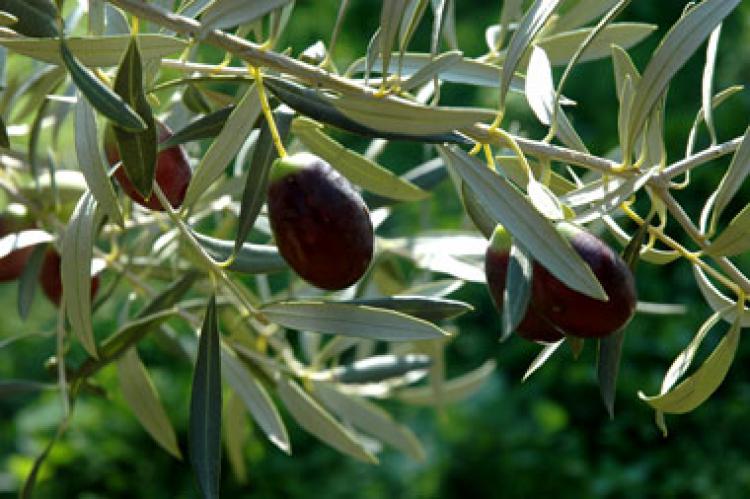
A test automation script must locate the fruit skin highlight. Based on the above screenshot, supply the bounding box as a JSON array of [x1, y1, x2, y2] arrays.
[[0, 205, 35, 282], [267, 152, 374, 291], [39, 248, 100, 306], [485, 224, 637, 341], [104, 122, 191, 211]]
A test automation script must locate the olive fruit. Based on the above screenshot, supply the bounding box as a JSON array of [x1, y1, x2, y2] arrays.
[[104, 122, 191, 211], [485, 224, 637, 341], [0, 204, 35, 282], [485, 226, 563, 343], [39, 248, 100, 306], [267, 152, 374, 290], [533, 223, 637, 338]]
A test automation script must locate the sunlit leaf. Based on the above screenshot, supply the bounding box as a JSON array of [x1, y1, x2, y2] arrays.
[[276, 377, 377, 463], [118, 348, 182, 459], [262, 301, 448, 341], [201, 0, 292, 32], [184, 84, 261, 208], [396, 359, 496, 406], [61, 193, 101, 359]]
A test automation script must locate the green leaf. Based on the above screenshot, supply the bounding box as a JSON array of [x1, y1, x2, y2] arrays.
[[332, 92, 495, 136], [0, 0, 58, 37], [189, 296, 222, 499], [261, 301, 448, 341], [200, 0, 292, 32], [220, 347, 290, 454], [597, 328, 626, 419], [112, 36, 157, 199], [499, 0, 561, 109], [502, 242, 533, 341], [276, 377, 377, 463], [554, 0, 621, 32], [160, 106, 234, 149], [626, 0, 740, 156], [327, 354, 432, 384], [639, 317, 740, 414], [17, 244, 46, 320], [523, 339, 564, 381], [74, 92, 124, 226], [701, 24, 722, 144], [263, 75, 471, 144], [377, 0, 408, 78], [0, 34, 187, 66], [692, 264, 750, 327], [710, 126, 750, 234], [292, 117, 428, 202], [534, 23, 656, 66], [183, 84, 261, 208], [401, 50, 462, 91], [461, 182, 496, 239], [61, 193, 101, 359], [343, 296, 472, 322], [0, 380, 52, 397], [235, 105, 294, 255], [396, 359, 496, 406], [223, 394, 248, 484], [117, 348, 182, 459], [313, 381, 426, 461], [0, 229, 54, 259], [193, 232, 287, 275], [441, 146, 606, 300], [60, 40, 146, 132], [706, 201, 750, 257]]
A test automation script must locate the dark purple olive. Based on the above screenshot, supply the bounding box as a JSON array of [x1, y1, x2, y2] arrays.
[[267, 153, 373, 290]]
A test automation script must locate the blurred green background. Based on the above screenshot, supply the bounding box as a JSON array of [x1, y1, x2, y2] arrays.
[[2, 1, 750, 497]]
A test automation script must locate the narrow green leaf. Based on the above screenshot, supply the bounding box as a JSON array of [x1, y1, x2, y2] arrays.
[[639, 318, 740, 414], [327, 354, 432, 384], [0, 229, 54, 259], [555, 0, 620, 32], [523, 339, 565, 381], [223, 393, 249, 484], [0, 34, 186, 66], [220, 347, 290, 454], [611, 44, 640, 102], [344, 296, 472, 322], [0, 0, 58, 37], [74, 92, 124, 226], [117, 348, 182, 459], [235, 105, 294, 255], [367, 157, 449, 208], [60, 40, 146, 132], [378, 0, 409, 78], [276, 377, 377, 463], [692, 265, 750, 327], [441, 146, 606, 300], [189, 296, 222, 499], [461, 182, 496, 239], [534, 23, 656, 66], [499, 0, 561, 109], [292, 117, 428, 202], [333, 92, 495, 136], [401, 50, 462, 91], [710, 126, 750, 234], [313, 381, 426, 461], [396, 359, 496, 406], [193, 232, 287, 275], [597, 329, 626, 419], [201, 0, 292, 32], [261, 301, 448, 341], [112, 36, 157, 199], [17, 244, 46, 320], [626, 0, 740, 155], [701, 24, 722, 144], [502, 242, 533, 341], [263, 75, 471, 144], [160, 106, 234, 149], [706, 202, 750, 257], [61, 193, 101, 359], [183, 84, 261, 208]]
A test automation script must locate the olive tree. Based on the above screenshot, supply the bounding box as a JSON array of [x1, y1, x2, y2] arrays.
[[0, 0, 747, 497]]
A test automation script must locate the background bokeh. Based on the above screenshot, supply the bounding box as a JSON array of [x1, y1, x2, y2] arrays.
[[2, 1, 750, 497]]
